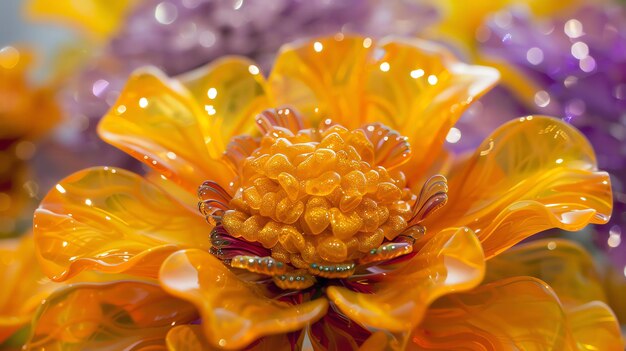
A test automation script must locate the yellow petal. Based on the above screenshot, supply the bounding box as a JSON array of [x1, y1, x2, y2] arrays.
[[269, 36, 372, 129], [363, 38, 498, 177], [410, 277, 624, 351], [178, 57, 271, 157], [34, 167, 209, 281], [26, 0, 137, 39], [159, 249, 328, 350], [423, 116, 612, 258], [566, 301, 624, 351], [25, 281, 197, 350], [485, 239, 606, 306], [269, 36, 497, 177], [327, 227, 484, 334], [98, 67, 233, 193], [0, 235, 57, 343]]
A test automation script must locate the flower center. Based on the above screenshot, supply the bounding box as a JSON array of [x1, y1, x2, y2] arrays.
[[199, 108, 448, 287]]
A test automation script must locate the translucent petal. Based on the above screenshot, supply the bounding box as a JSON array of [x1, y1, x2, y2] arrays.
[[159, 249, 328, 350], [98, 67, 233, 193], [485, 239, 606, 305], [269, 36, 498, 177], [327, 227, 484, 334], [34, 167, 209, 281], [0, 235, 57, 343], [25, 281, 197, 350], [166, 325, 214, 351], [363, 38, 498, 176], [26, 0, 137, 39], [269, 36, 372, 129], [423, 116, 612, 258], [178, 57, 271, 156], [410, 277, 624, 351]]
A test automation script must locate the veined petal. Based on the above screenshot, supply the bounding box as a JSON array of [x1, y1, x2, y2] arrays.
[[269, 36, 372, 129], [98, 66, 233, 193], [34, 167, 209, 281], [166, 325, 295, 351], [24, 281, 197, 350], [159, 249, 328, 350], [485, 239, 606, 306], [423, 116, 612, 258], [0, 235, 57, 343], [327, 227, 484, 334], [410, 277, 624, 351], [364, 38, 498, 177], [178, 57, 271, 157]]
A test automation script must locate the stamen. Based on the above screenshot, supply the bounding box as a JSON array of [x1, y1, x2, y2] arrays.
[[231, 255, 289, 275], [273, 270, 316, 290]]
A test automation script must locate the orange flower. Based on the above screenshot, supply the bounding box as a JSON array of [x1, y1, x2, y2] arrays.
[[31, 36, 622, 350], [0, 46, 60, 233]]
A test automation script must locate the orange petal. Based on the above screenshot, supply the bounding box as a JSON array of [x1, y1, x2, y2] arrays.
[[269, 36, 373, 129], [485, 239, 606, 306], [159, 249, 328, 350], [178, 57, 271, 156], [423, 116, 612, 258], [268, 35, 498, 177], [166, 325, 215, 351], [34, 167, 209, 281], [566, 301, 624, 351], [25, 281, 197, 350], [0, 235, 58, 343], [363, 38, 498, 176], [411, 277, 624, 351], [327, 227, 484, 334], [98, 67, 233, 193]]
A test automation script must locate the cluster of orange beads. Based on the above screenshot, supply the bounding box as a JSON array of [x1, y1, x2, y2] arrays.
[[221, 121, 418, 277]]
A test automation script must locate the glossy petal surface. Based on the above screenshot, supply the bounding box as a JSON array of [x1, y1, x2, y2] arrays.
[[34, 167, 208, 281], [269, 37, 497, 177], [178, 57, 271, 157], [410, 277, 624, 351], [159, 249, 328, 350], [363, 38, 498, 177], [166, 325, 214, 351], [423, 116, 612, 258], [486, 239, 606, 305], [25, 281, 197, 350], [327, 227, 484, 334], [0, 235, 57, 343], [98, 67, 233, 192]]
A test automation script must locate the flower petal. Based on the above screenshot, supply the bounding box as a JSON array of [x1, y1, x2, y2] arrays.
[[34, 167, 209, 281], [485, 239, 606, 305], [0, 235, 57, 343], [269, 36, 372, 129], [166, 325, 295, 351], [269, 35, 498, 176], [423, 116, 612, 258], [327, 227, 484, 333], [411, 277, 624, 351], [159, 249, 329, 350], [25, 281, 197, 350], [566, 301, 624, 351], [98, 67, 233, 193], [178, 57, 271, 155], [363, 38, 498, 176]]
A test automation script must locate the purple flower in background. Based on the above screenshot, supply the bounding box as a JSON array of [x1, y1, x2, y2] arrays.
[[473, 4, 626, 273], [36, 0, 436, 192]]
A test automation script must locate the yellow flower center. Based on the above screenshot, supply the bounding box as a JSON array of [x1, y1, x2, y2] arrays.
[[199, 108, 447, 286], [220, 121, 417, 274]]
